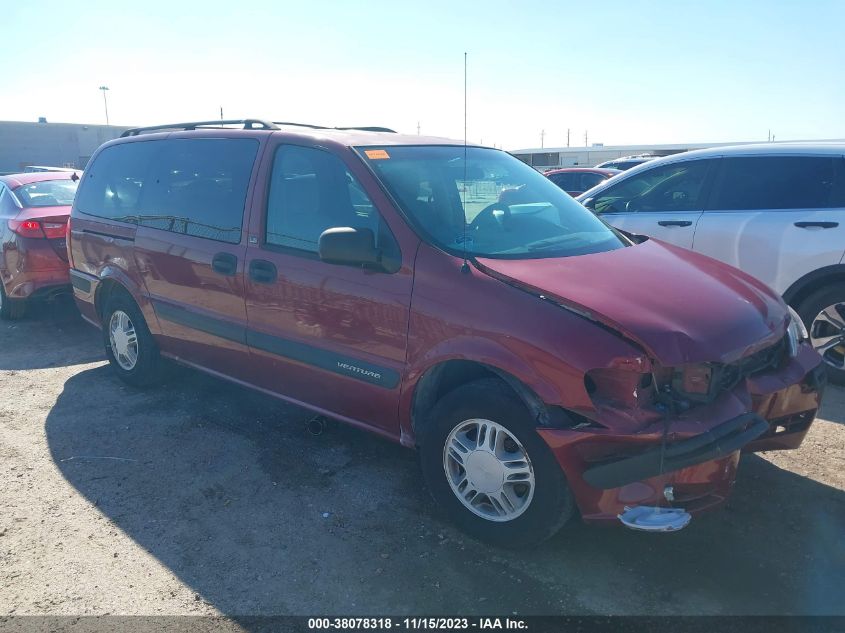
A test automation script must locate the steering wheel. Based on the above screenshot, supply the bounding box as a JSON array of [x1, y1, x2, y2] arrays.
[[469, 202, 511, 230]]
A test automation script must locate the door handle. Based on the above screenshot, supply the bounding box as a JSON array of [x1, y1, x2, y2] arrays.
[[794, 221, 839, 229], [657, 220, 693, 227], [249, 259, 277, 284], [212, 252, 238, 276]]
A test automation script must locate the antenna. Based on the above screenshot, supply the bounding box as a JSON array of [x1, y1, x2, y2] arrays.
[[461, 52, 470, 274]]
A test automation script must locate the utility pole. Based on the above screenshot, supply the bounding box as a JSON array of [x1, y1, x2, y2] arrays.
[[585, 130, 588, 147], [98, 86, 110, 125], [417, 121, 421, 135], [567, 128, 570, 147], [220, 107, 224, 122], [540, 129, 545, 148]]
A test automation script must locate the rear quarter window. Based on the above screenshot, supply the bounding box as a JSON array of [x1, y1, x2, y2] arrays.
[[75, 138, 259, 243]]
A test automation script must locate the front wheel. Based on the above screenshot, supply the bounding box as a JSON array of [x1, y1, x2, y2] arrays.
[[102, 292, 162, 387], [420, 378, 574, 547], [796, 284, 845, 386]]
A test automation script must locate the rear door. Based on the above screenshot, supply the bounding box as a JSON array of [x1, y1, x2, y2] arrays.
[[243, 142, 414, 434], [587, 159, 716, 248], [130, 136, 263, 375], [693, 155, 845, 295]]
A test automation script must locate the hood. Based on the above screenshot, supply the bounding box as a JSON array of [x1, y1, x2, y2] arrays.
[[475, 240, 787, 366]]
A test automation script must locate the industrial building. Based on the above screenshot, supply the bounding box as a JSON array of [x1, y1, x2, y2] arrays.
[[0, 119, 130, 174]]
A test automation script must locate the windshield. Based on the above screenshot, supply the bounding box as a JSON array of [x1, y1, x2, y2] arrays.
[[13, 179, 78, 207], [359, 145, 626, 259]]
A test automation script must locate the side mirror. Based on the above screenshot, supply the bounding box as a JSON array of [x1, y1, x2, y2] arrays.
[[318, 227, 379, 267]]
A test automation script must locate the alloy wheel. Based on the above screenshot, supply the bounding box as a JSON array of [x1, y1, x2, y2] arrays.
[[809, 303, 845, 370]]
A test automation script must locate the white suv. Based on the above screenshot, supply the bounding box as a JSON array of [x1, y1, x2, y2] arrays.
[[578, 143, 845, 383]]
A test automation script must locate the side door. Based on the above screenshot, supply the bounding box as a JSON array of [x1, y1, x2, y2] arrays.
[[586, 159, 716, 248], [243, 142, 415, 435], [693, 155, 845, 295], [131, 136, 263, 375]]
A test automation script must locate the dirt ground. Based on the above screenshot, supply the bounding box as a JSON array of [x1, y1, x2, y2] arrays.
[[1, 297, 843, 617]]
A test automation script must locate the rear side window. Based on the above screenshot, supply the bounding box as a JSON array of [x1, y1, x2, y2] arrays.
[[710, 156, 842, 210], [265, 145, 399, 265], [580, 172, 606, 191], [75, 138, 259, 243]]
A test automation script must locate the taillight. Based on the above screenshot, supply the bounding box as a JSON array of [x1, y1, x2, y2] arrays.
[[8, 219, 67, 239], [9, 219, 45, 238]]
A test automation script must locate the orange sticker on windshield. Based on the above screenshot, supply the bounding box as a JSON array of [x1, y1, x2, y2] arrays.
[[365, 149, 390, 160]]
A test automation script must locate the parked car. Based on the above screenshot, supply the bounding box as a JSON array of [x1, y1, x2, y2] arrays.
[[0, 171, 79, 319], [544, 167, 621, 197], [68, 120, 824, 546], [577, 143, 845, 385], [595, 154, 658, 171]]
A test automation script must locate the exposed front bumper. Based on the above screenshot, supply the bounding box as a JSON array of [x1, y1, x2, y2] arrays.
[[539, 343, 825, 524]]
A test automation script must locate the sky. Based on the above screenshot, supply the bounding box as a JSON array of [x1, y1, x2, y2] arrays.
[[2, 0, 844, 150]]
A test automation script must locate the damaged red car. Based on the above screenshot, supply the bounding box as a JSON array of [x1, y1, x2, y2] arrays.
[[1, 171, 79, 320], [68, 121, 825, 546]]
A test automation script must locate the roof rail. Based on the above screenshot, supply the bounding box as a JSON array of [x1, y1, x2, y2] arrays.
[[273, 121, 396, 133], [120, 119, 279, 137], [120, 119, 397, 138]]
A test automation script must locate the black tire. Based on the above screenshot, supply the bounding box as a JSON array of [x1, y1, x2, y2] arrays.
[[419, 378, 575, 548], [796, 284, 845, 386], [0, 281, 26, 320], [101, 291, 162, 387]]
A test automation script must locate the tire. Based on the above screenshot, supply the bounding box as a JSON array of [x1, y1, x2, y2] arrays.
[[796, 284, 845, 386], [0, 281, 27, 320], [419, 378, 575, 548], [101, 291, 162, 387]]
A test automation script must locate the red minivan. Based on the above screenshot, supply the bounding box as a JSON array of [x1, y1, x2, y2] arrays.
[[68, 119, 825, 546], [1, 171, 79, 319]]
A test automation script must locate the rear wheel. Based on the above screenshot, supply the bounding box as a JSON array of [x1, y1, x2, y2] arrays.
[[102, 292, 162, 387], [797, 284, 845, 386], [0, 281, 26, 320], [419, 378, 574, 547]]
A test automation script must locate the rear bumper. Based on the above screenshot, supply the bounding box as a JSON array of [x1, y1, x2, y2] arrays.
[[539, 343, 825, 524], [5, 268, 70, 299], [2, 236, 69, 299]]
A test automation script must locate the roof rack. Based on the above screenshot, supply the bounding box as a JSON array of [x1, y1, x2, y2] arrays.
[[121, 119, 397, 138], [272, 122, 396, 133], [121, 119, 279, 137]]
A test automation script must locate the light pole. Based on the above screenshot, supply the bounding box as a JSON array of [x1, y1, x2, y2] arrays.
[[99, 86, 110, 125]]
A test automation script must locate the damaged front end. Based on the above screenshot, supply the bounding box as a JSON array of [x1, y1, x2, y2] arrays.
[[538, 327, 826, 527]]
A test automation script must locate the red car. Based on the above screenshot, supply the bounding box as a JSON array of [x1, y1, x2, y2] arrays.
[[545, 167, 621, 197], [0, 171, 79, 319], [68, 120, 825, 546]]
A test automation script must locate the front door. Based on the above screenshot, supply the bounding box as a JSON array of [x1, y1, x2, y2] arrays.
[[243, 142, 414, 434], [589, 159, 717, 248]]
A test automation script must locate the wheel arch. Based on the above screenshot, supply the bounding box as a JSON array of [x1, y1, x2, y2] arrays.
[[408, 359, 571, 446], [92, 267, 161, 334], [783, 264, 845, 310]]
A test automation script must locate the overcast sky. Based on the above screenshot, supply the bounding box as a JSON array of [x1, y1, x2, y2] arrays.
[[3, 0, 844, 149]]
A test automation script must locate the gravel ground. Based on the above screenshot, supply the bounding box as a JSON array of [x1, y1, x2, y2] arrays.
[[0, 297, 843, 617]]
